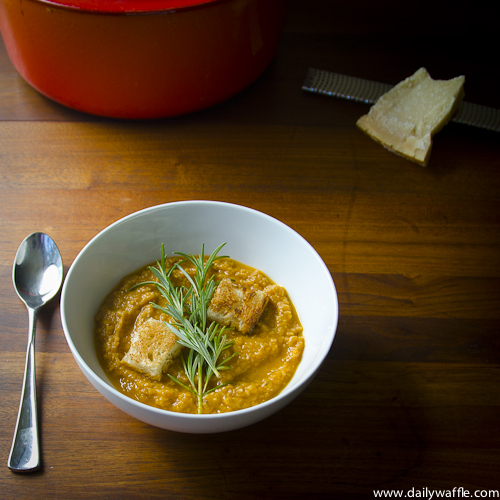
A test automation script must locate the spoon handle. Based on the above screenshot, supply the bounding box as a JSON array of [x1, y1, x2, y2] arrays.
[[8, 307, 40, 472]]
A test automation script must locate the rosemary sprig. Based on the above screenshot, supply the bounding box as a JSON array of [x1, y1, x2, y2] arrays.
[[133, 243, 236, 414]]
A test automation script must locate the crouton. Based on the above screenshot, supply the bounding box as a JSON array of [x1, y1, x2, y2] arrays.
[[121, 318, 181, 381], [207, 278, 269, 335]]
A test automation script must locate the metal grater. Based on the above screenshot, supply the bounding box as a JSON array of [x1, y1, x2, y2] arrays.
[[302, 68, 500, 133]]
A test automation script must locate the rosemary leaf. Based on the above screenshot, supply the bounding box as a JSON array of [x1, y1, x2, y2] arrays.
[[135, 243, 235, 414]]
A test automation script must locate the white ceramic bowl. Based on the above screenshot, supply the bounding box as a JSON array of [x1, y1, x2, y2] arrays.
[[61, 201, 338, 433]]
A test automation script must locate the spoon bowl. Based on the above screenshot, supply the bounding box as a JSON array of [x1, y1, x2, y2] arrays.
[[13, 234, 64, 310], [8, 232, 63, 473]]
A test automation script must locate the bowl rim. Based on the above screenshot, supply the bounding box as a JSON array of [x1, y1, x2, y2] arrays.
[[60, 200, 338, 422], [29, 0, 231, 15]]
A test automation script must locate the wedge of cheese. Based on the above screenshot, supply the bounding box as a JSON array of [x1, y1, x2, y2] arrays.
[[207, 278, 269, 335], [121, 318, 181, 381], [356, 67, 465, 166]]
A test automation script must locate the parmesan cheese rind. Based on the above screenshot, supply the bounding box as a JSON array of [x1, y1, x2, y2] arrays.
[[356, 67, 465, 166], [121, 318, 181, 381]]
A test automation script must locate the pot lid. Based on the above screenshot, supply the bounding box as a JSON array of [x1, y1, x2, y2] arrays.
[[38, 0, 224, 14]]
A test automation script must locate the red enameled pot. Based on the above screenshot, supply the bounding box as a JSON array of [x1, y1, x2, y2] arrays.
[[0, 0, 287, 118]]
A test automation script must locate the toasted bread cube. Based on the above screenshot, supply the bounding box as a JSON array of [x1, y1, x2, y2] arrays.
[[207, 278, 269, 335], [121, 318, 181, 381]]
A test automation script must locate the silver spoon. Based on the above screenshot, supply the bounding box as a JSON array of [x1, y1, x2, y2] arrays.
[[8, 233, 63, 473]]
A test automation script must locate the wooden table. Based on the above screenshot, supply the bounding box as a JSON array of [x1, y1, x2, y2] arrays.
[[1, 1, 499, 498]]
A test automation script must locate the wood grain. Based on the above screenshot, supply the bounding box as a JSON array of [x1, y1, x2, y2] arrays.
[[1, 0, 500, 498]]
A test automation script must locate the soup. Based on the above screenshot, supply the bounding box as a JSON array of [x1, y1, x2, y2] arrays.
[[94, 253, 304, 414]]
